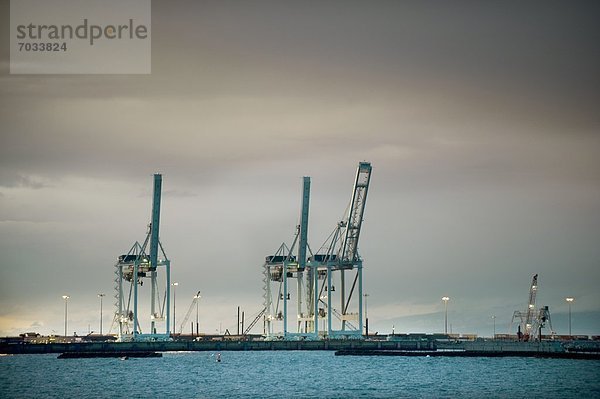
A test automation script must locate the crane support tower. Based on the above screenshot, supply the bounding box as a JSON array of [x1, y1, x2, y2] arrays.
[[263, 162, 372, 340], [111, 174, 172, 342]]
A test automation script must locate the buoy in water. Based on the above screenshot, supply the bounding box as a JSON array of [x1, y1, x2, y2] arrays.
[[216, 353, 221, 363]]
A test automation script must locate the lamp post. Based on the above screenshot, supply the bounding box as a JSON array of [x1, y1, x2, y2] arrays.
[[566, 297, 574, 337], [364, 293, 369, 337], [98, 293, 105, 335], [194, 291, 201, 336], [492, 315, 496, 339], [62, 295, 70, 337], [442, 296, 450, 335], [172, 282, 179, 334]]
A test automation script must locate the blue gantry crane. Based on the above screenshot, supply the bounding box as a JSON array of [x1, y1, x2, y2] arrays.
[[312, 161, 372, 339], [111, 174, 172, 341], [263, 162, 372, 340], [263, 176, 312, 339]]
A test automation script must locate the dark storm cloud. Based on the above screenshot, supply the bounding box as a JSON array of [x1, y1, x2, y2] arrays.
[[1, 1, 599, 184]]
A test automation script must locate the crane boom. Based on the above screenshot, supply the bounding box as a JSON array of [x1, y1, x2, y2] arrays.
[[178, 291, 201, 334], [244, 307, 267, 335], [149, 174, 162, 334], [149, 174, 162, 271], [339, 162, 372, 262], [298, 177, 310, 270], [524, 273, 538, 337]]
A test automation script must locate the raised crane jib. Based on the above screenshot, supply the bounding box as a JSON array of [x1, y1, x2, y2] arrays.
[[524, 273, 538, 333], [178, 291, 201, 334], [298, 177, 311, 270], [339, 162, 372, 263], [149, 173, 162, 271]]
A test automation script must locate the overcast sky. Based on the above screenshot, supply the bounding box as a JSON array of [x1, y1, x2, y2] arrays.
[[1, 0, 599, 337]]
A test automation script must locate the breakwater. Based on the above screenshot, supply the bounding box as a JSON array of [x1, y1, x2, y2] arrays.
[[2, 339, 406, 354], [2, 338, 599, 357]]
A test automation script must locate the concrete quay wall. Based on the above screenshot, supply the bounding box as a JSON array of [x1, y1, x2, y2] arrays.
[[3, 338, 597, 355], [1, 339, 433, 354]]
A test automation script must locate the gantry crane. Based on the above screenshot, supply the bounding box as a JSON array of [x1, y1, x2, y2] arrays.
[[512, 274, 538, 341], [263, 162, 372, 340], [311, 161, 372, 338], [110, 174, 172, 342], [511, 273, 556, 341], [264, 177, 312, 339]]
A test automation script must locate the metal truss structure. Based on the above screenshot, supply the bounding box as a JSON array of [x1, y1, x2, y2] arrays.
[[512, 273, 555, 341], [111, 174, 171, 341], [264, 162, 372, 340]]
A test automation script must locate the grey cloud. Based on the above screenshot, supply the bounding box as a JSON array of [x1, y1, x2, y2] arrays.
[[0, 172, 50, 189]]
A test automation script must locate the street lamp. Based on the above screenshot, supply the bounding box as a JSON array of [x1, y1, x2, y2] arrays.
[[172, 282, 179, 334], [491, 315, 496, 339], [194, 291, 201, 336], [62, 295, 70, 337], [442, 296, 450, 335], [364, 293, 370, 337], [98, 293, 105, 335], [566, 297, 574, 337]]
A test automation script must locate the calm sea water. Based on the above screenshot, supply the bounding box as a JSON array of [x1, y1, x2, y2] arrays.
[[1, 351, 599, 398]]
